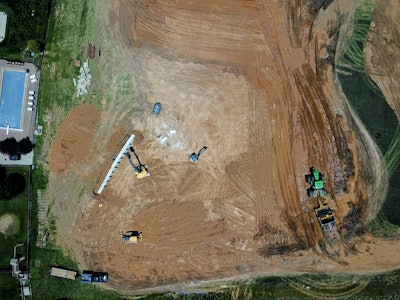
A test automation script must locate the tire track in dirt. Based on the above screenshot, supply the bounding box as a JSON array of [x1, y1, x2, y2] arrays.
[[242, 1, 305, 247], [124, 0, 271, 66]]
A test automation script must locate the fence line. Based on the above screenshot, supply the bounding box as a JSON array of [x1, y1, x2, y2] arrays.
[[26, 166, 33, 271]]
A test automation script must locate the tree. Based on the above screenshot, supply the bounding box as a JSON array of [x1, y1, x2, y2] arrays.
[[18, 137, 33, 154], [0, 172, 25, 200], [0, 137, 33, 155], [7, 173, 26, 194], [0, 167, 6, 181], [0, 137, 17, 154]]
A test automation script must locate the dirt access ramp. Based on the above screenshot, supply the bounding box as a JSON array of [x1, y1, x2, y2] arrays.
[[47, 0, 400, 293]]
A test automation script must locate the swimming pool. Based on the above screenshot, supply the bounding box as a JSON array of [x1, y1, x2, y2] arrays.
[[0, 70, 26, 129]]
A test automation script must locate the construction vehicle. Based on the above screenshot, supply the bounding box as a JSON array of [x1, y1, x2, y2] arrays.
[[121, 231, 143, 243], [126, 146, 150, 179], [314, 202, 338, 242], [81, 271, 108, 284], [50, 267, 77, 280], [152, 102, 162, 115], [305, 167, 327, 197], [189, 146, 208, 162]]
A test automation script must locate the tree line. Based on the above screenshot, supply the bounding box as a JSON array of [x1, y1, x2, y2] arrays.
[[0, 137, 33, 155]]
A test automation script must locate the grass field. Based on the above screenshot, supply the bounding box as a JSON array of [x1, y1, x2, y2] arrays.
[[0, 274, 19, 300], [0, 167, 29, 268], [0, 167, 29, 299], [30, 247, 120, 300], [27, 1, 120, 298], [337, 0, 400, 233], [36, 0, 101, 166]]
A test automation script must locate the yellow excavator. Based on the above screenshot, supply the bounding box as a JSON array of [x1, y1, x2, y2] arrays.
[[126, 146, 150, 179], [121, 231, 143, 244]]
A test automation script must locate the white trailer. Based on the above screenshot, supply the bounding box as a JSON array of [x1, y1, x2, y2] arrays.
[[50, 267, 77, 280]]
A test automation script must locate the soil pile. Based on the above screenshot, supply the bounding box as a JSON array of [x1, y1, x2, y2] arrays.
[[49, 104, 101, 173]]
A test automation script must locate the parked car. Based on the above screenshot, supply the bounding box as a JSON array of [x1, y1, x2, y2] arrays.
[[8, 153, 21, 161]]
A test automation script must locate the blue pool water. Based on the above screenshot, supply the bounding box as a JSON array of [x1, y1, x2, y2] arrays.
[[0, 70, 26, 129]]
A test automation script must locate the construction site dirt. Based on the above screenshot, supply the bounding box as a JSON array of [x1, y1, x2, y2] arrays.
[[46, 0, 400, 295]]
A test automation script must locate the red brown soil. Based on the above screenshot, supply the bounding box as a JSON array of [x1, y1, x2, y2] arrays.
[[49, 104, 100, 172], [47, 0, 400, 295], [87, 43, 96, 59]]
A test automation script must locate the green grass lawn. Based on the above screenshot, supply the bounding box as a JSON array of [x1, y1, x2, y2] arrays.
[[0, 167, 29, 268], [24, 1, 120, 299], [30, 248, 120, 300], [0, 274, 19, 300], [0, 167, 29, 299]]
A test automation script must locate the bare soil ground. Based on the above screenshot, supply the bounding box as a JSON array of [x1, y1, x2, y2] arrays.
[[0, 214, 14, 235], [46, 0, 400, 294]]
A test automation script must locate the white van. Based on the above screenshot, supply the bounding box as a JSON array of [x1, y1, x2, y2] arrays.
[[27, 101, 33, 106], [28, 96, 34, 100], [28, 91, 35, 95]]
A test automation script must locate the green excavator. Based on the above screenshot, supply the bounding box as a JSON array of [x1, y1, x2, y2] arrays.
[[305, 167, 327, 198]]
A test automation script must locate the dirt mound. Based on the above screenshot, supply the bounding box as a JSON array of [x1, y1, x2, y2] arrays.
[[49, 104, 101, 172]]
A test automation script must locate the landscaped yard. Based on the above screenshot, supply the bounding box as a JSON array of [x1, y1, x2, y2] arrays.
[[0, 167, 28, 267], [0, 166, 29, 299]]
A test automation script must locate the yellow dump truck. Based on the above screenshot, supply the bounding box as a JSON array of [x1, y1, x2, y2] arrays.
[[50, 267, 77, 280]]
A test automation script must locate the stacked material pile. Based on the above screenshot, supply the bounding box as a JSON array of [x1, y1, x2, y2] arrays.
[[75, 60, 91, 97]]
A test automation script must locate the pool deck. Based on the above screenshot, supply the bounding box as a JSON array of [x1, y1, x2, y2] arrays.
[[0, 59, 40, 166]]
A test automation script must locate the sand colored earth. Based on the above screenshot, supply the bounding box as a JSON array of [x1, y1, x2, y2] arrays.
[[45, 0, 400, 294], [0, 214, 15, 236], [365, 0, 400, 120]]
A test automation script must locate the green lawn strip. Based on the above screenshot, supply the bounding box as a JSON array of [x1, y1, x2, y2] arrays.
[[27, 1, 123, 299], [37, 0, 97, 153], [0, 167, 29, 268], [29, 247, 120, 300]]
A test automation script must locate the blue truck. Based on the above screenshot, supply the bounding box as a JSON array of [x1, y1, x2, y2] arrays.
[[81, 271, 108, 284], [152, 102, 162, 115]]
